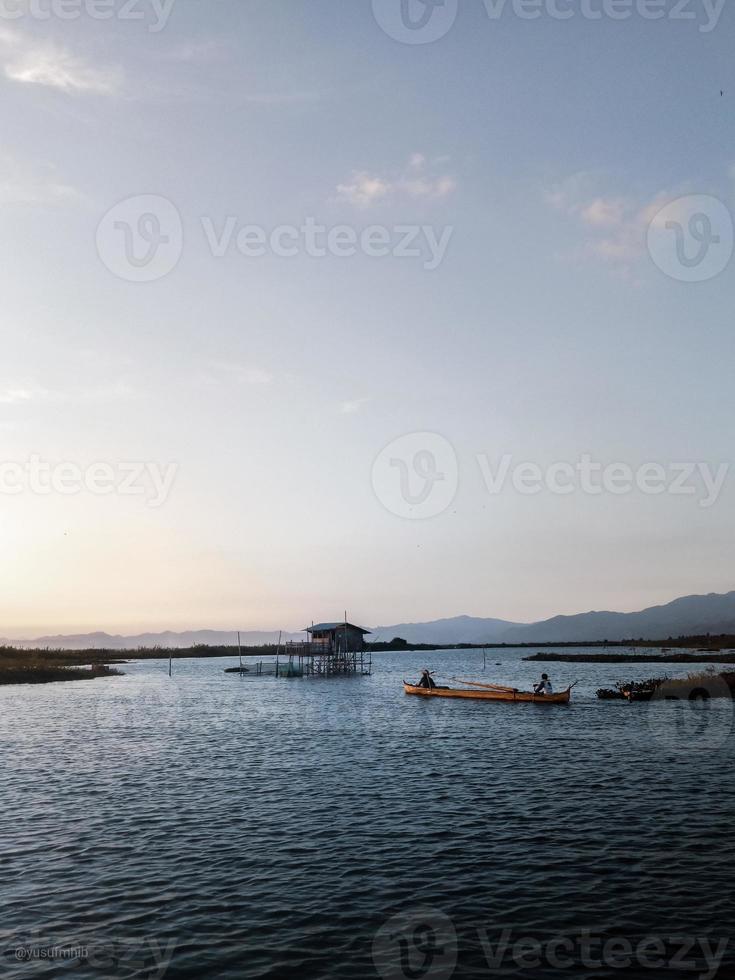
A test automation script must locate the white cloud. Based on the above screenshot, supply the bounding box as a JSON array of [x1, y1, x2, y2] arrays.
[[336, 155, 457, 209], [0, 152, 80, 207], [339, 397, 370, 415], [0, 379, 136, 406], [545, 171, 600, 213], [0, 384, 48, 405], [0, 26, 121, 94], [336, 172, 392, 209], [580, 197, 627, 227], [401, 174, 457, 200], [546, 173, 675, 269]]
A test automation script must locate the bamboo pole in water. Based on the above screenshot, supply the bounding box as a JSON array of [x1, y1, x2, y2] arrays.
[[454, 678, 519, 692]]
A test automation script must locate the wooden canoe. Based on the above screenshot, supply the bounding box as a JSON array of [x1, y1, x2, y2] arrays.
[[403, 682, 572, 704]]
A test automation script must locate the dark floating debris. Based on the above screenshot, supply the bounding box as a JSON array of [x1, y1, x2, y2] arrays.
[[597, 672, 735, 702]]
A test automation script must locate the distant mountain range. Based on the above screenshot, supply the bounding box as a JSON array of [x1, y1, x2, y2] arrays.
[[371, 616, 519, 645], [499, 591, 735, 643], [0, 629, 306, 651], [3, 591, 735, 649], [376, 591, 735, 644]]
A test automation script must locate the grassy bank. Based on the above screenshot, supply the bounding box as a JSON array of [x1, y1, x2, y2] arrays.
[[0, 648, 123, 686]]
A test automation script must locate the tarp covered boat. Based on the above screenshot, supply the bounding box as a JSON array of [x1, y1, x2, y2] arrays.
[[403, 681, 573, 704]]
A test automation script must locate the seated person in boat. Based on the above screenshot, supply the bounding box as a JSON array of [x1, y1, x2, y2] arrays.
[[533, 673, 553, 695], [416, 669, 437, 689]]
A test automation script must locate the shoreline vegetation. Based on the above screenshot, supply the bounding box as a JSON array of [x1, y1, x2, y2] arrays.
[[523, 651, 735, 663], [367, 635, 735, 653], [0, 648, 123, 686], [2, 632, 734, 685]]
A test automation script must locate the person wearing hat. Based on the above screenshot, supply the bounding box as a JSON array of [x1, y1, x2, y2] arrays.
[[534, 673, 553, 695], [416, 668, 437, 689]]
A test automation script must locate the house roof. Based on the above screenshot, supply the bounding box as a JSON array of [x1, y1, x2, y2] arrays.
[[305, 622, 371, 634]]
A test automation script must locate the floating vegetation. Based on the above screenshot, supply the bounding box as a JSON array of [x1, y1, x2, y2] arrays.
[[596, 677, 669, 700], [596, 670, 735, 701]]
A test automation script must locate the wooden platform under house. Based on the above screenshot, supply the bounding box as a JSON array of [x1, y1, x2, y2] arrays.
[[284, 621, 372, 677]]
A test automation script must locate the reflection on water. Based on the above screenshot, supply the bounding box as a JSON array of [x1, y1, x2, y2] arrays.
[[1, 651, 733, 978]]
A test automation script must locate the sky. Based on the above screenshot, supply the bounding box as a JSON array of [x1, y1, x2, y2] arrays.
[[1, 0, 734, 637]]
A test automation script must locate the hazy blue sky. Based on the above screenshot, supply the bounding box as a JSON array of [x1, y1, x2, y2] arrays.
[[1, 0, 734, 636]]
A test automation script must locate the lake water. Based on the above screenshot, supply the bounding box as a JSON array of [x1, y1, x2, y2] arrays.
[[1, 650, 734, 979]]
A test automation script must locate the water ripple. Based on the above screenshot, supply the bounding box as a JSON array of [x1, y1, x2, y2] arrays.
[[0, 652, 733, 978]]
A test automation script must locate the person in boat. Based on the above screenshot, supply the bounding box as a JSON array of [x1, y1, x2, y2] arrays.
[[533, 673, 553, 695], [416, 668, 437, 689]]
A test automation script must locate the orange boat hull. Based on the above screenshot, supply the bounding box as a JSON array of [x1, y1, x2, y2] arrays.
[[403, 682, 571, 704]]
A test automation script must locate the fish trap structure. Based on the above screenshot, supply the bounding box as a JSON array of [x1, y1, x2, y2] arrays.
[[285, 621, 372, 678], [227, 659, 304, 678]]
